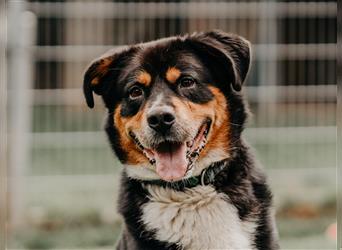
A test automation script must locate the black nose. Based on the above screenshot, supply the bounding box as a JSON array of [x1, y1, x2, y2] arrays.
[[147, 112, 175, 133]]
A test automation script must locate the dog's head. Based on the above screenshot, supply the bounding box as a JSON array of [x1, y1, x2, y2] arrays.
[[83, 30, 251, 182]]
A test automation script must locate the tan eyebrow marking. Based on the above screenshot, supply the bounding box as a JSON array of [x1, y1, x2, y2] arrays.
[[166, 67, 181, 84], [136, 71, 152, 86]]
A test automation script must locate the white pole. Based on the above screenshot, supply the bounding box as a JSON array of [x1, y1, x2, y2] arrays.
[[0, 0, 8, 248], [7, 0, 36, 229], [257, 1, 278, 115]]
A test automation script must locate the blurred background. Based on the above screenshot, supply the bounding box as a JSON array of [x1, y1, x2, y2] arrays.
[[4, 0, 337, 249]]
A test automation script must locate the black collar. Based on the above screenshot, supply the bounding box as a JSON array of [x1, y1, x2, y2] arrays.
[[141, 160, 228, 191]]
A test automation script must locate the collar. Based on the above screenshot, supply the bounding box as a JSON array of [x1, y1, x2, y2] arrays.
[[141, 160, 228, 191]]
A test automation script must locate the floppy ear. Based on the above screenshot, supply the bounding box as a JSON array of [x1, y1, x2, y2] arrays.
[[83, 47, 134, 108], [187, 30, 251, 91]]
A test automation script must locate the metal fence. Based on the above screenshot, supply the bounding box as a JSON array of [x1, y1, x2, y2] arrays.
[[6, 1, 337, 249]]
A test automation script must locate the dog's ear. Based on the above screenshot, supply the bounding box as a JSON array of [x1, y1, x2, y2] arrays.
[[187, 30, 251, 91], [83, 47, 135, 108]]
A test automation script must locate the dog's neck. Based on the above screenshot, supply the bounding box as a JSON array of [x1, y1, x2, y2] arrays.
[[139, 159, 229, 191]]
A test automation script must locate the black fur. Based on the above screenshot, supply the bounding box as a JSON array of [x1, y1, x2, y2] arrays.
[[213, 142, 279, 249], [83, 30, 279, 250], [116, 172, 180, 250]]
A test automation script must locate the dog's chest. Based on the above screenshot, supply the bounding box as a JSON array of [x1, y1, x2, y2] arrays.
[[141, 185, 256, 250]]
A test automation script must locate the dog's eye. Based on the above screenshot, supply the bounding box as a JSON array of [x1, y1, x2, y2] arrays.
[[179, 77, 196, 89], [129, 86, 143, 99]]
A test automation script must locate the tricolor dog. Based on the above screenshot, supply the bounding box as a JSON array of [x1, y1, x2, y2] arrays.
[[83, 30, 279, 250]]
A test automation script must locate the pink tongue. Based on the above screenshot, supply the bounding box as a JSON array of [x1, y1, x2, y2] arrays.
[[153, 143, 188, 181]]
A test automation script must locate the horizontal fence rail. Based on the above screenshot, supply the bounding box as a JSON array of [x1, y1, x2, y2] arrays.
[[10, 85, 335, 106], [32, 44, 336, 61], [28, 2, 336, 18], [30, 126, 336, 148]]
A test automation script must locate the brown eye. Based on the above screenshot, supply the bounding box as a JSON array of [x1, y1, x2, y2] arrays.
[[179, 77, 196, 89], [129, 86, 143, 99]]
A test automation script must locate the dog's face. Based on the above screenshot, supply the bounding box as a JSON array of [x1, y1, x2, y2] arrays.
[[83, 30, 251, 181]]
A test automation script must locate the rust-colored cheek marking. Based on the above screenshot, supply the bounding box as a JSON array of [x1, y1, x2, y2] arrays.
[[200, 86, 231, 158], [166, 67, 181, 84], [114, 105, 149, 165], [90, 57, 113, 85], [172, 86, 231, 159], [136, 71, 152, 87]]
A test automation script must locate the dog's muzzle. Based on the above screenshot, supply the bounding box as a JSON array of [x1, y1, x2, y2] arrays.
[[129, 118, 212, 182]]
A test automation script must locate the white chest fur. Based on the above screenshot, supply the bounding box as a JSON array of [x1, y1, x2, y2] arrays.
[[141, 185, 256, 250]]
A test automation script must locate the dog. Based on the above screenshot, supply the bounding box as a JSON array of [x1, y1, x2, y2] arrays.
[[83, 30, 279, 250]]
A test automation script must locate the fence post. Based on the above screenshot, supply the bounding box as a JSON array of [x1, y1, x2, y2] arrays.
[[337, 1, 341, 247], [257, 1, 278, 122], [0, 1, 8, 248], [8, 0, 36, 229]]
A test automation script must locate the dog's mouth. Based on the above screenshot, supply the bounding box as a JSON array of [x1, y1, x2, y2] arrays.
[[129, 119, 212, 182]]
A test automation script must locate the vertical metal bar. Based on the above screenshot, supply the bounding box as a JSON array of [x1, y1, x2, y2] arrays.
[[337, 0, 342, 248], [257, 1, 279, 167], [0, 0, 8, 248], [258, 1, 278, 118], [8, 0, 36, 228]]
